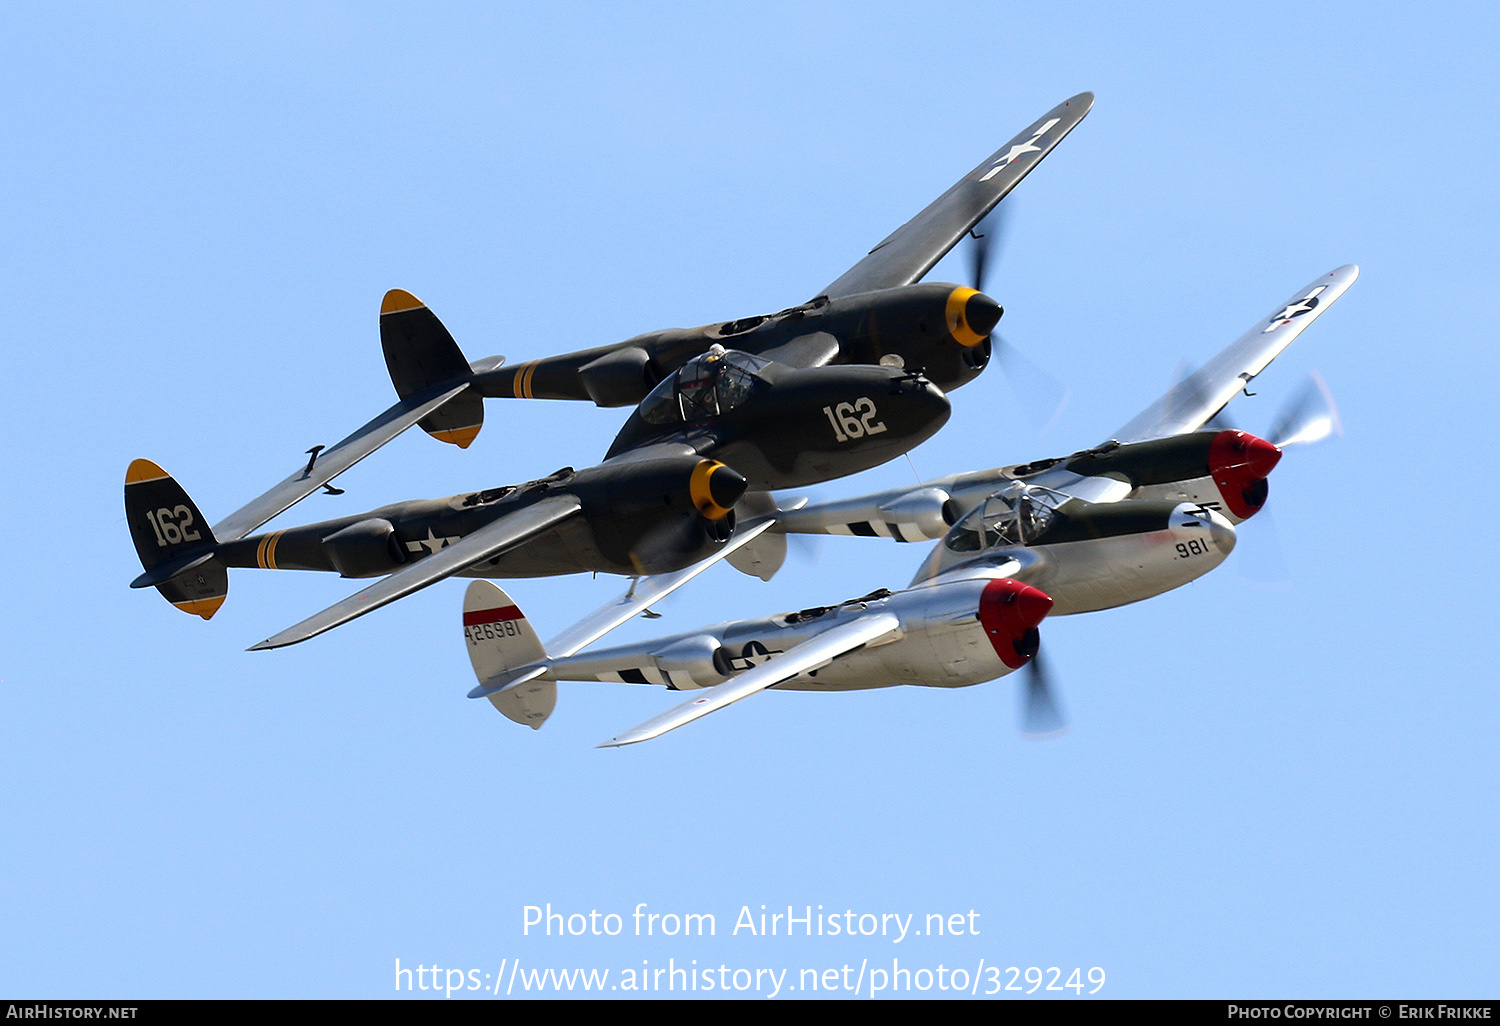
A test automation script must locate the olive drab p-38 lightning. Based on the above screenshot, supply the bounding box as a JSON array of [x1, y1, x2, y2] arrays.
[[467, 93, 1094, 410], [454, 266, 1356, 744], [124, 94, 1094, 649], [126, 336, 949, 651]]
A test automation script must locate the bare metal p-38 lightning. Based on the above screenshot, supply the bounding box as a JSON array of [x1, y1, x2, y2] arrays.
[[457, 266, 1355, 745]]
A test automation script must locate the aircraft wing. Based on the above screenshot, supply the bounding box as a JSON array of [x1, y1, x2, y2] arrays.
[[1109, 265, 1359, 444], [818, 93, 1093, 301], [212, 382, 474, 542], [597, 611, 902, 747], [249, 494, 582, 650]]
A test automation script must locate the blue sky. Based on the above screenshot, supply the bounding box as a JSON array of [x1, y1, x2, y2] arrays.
[[2, 2, 1496, 999]]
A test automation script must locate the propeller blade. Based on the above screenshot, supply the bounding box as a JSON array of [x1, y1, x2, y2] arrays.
[[1267, 371, 1342, 448], [1235, 504, 1292, 584], [996, 333, 1070, 436], [967, 203, 1012, 294], [626, 517, 701, 576], [786, 531, 823, 564], [1020, 644, 1068, 739]]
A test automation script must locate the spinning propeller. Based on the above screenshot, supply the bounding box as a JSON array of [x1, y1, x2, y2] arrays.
[[967, 205, 1071, 435], [1265, 371, 1342, 448], [1021, 644, 1068, 739], [1012, 371, 1342, 735]]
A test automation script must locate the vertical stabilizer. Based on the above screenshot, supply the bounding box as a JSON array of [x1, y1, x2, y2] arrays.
[[463, 581, 555, 729], [124, 459, 228, 619], [380, 289, 485, 447]]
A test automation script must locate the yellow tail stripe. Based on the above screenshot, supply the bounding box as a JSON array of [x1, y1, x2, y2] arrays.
[[256, 531, 286, 570], [125, 458, 170, 485], [431, 424, 482, 449], [380, 288, 426, 315], [172, 596, 225, 621], [509, 361, 540, 399]]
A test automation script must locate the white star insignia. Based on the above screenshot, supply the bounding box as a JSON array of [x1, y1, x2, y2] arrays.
[[406, 528, 459, 555], [978, 119, 1060, 182], [1262, 286, 1327, 332]]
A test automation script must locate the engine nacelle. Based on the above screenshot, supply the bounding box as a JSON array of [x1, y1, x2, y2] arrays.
[[652, 635, 734, 690], [877, 487, 956, 541], [579, 346, 657, 408], [321, 518, 408, 578], [1066, 429, 1282, 523], [977, 578, 1053, 668], [573, 456, 747, 575]]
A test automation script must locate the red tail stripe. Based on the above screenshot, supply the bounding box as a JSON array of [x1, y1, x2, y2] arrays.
[[463, 605, 524, 626]]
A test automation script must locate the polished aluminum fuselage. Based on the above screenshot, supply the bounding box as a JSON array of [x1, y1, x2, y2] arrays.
[[542, 576, 1019, 693]]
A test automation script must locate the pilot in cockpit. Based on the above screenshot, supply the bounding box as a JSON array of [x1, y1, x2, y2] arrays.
[[638, 345, 773, 426]]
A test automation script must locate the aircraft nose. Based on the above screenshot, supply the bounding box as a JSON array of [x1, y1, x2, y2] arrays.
[[965, 292, 1003, 337], [899, 376, 952, 431]]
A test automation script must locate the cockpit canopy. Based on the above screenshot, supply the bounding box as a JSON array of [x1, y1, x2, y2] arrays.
[[638, 346, 772, 426], [944, 483, 1064, 552]]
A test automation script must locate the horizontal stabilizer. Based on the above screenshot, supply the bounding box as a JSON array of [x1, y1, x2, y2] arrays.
[[249, 494, 582, 650], [467, 664, 548, 701], [211, 382, 470, 542], [130, 549, 218, 589]]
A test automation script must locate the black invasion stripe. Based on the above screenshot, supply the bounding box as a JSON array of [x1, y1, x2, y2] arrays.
[[849, 522, 878, 537], [619, 668, 650, 685]]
